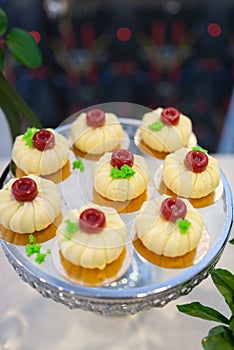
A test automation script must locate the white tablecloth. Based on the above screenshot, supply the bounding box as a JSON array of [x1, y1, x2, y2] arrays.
[[0, 155, 233, 350]]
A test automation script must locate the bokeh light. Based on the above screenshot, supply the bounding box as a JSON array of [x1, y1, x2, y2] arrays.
[[29, 31, 41, 44], [116, 27, 132, 42], [207, 23, 222, 37]]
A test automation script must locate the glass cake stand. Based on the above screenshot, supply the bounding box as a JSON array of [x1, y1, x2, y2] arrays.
[[0, 109, 233, 316]]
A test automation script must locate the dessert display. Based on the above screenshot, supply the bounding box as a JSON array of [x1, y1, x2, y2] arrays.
[[0, 174, 62, 244], [71, 109, 123, 156], [138, 107, 194, 157], [92, 149, 150, 211], [161, 146, 221, 201], [134, 195, 205, 267], [12, 127, 70, 183], [0, 105, 230, 298], [55, 204, 131, 286]]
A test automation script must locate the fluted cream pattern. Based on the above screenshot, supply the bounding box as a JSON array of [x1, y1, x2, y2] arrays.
[[92, 152, 150, 201], [70, 112, 123, 155], [162, 147, 220, 198], [12, 128, 69, 176], [56, 204, 128, 269], [0, 174, 61, 233], [140, 107, 192, 153], [135, 195, 203, 257]]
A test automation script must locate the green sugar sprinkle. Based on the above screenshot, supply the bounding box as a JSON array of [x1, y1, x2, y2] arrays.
[[110, 164, 136, 179], [64, 219, 79, 240], [177, 218, 191, 234], [192, 146, 208, 154], [25, 234, 50, 264], [22, 127, 39, 148], [72, 159, 85, 172], [148, 121, 164, 131]]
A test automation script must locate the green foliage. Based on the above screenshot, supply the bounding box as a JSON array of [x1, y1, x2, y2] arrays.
[[177, 268, 234, 349], [0, 7, 42, 139], [6, 28, 42, 67]]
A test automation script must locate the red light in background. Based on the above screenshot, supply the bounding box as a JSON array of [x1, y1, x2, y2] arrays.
[[29, 31, 41, 43], [207, 23, 222, 37], [116, 27, 132, 42]]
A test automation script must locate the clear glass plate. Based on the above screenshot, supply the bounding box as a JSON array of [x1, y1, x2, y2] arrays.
[[0, 112, 233, 316]]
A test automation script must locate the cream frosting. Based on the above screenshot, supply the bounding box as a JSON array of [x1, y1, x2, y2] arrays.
[[0, 174, 61, 233], [162, 147, 220, 198], [71, 112, 123, 155], [56, 204, 128, 269], [140, 107, 192, 153], [92, 152, 150, 201], [12, 128, 70, 176], [135, 195, 203, 257]]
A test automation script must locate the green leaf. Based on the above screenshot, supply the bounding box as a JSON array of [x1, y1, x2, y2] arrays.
[[0, 47, 3, 71], [0, 71, 42, 137], [6, 27, 42, 67], [177, 302, 229, 325], [0, 8, 7, 35], [0, 87, 21, 139], [208, 325, 229, 336], [229, 238, 234, 245], [211, 269, 234, 310], [202, 328, 234, 350], [229, 317, 234, 336]]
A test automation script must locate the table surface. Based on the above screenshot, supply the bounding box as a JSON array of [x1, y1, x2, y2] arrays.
[[0, 155, 233, 350]]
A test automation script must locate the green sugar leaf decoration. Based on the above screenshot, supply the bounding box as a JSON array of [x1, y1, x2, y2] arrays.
[[35, 252, 47, 264], [110, 164, 136, 179], [25, 234, 50, 264], [148, 121, 164, 131], [22, 127, 39, 148], [72, 159, 85, 172], [192, 146, 208, 154], [177, 218, 191, 234], [64, 219, 79, 240]]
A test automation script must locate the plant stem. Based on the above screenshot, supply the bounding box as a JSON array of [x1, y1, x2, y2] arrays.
[[0, 71, 42, 135]]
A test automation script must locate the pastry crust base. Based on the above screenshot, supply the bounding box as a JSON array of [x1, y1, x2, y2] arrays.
[[135, 129, 197, 160], [15, 160, 71, 184], [57, 247, 127, 287], [134, 238, 196, 268], [93, 188, 148, 213], [0, 212, 63, 245], [157, 178, 223, 209]]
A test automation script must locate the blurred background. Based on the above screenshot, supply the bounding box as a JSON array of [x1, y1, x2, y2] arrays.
[[2, 0, 234, 152]]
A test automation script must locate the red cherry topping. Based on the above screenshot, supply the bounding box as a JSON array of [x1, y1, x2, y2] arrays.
[[86, 109, 105, 127], [33, 129, 55, 151], [184, 150, 208, 173], [11, 178, 38, 202], [161, 107, 180, 125], [161, 197, 187, 222], [79, 208, 106, 233], [110, 149, 134, 170]]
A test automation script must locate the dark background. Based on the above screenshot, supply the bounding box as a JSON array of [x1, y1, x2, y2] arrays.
[[2, 0, 234, 152]]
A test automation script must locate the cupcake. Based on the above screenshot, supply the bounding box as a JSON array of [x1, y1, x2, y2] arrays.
[[70, 109, 123, 156], [92, 149, 150, 204], [12, 127, 70, 183], [135, 195, 203, 259], [162, 146, 220, 199], [139, 107, 194, 155], [56, 204, 128, 271], [0, 174, 62, 244]]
